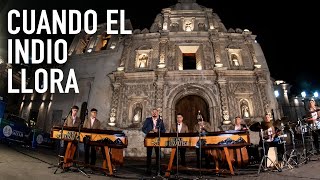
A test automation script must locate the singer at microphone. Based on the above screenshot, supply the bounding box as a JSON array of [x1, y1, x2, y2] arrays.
[[141, 108, 166, 174]]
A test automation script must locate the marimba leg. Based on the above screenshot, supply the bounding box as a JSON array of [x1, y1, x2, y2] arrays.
[[165, 148, 176, 177]]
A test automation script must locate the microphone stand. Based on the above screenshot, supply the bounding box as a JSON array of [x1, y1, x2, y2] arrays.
[[73, 110, 90, 177], [197, 111, 203, 179], [53, 108, 71, 174], [175, 122, 180, 179], [155, 115, 165, 179]]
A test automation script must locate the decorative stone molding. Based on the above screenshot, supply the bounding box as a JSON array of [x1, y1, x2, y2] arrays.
[[216, 71, 231, 125]]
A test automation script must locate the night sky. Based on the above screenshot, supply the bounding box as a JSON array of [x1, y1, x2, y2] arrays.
[[4, 0, 319, 96]]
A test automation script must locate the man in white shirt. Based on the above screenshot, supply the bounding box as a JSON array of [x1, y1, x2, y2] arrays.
[[170, 113, 188, 166], [307, 99, 320, 153], [83, 108, 101, 165]]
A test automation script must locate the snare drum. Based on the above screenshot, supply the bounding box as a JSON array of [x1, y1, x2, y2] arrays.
[[295, 125, 307, 134]]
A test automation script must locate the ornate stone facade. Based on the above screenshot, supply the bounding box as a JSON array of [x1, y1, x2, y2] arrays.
[[19, 0, 279, 157]]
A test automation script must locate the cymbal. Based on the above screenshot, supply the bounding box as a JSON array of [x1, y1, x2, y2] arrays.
[[249, 122, 269, 132]]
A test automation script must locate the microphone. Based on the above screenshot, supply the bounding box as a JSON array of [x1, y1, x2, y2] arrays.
[[197, 110, 202, 120]]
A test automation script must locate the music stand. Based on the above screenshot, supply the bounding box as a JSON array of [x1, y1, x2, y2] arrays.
[[258, 128, 282, 174]]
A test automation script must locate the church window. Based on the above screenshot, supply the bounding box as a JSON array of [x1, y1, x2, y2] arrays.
[[183, 53, 196, 70]]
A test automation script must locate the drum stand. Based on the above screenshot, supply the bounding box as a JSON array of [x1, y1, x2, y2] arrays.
[[284, 127, 298, 168], [278, 124, 293, 169], [258, 129, 282, 175], [298, 120, 309, 164], [305, 124, 319, 159]]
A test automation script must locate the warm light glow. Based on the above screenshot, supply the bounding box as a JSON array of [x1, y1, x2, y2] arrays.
[[87, 49, 92, 53], [254, 64, 261, 68], [274, 90, 279, 98], [314, 92, 319, 98], [275, 80, 285, 85], [110, 43, 116, 49], [157, 64, 166, 69], [117, 67, 124, 71], [301, 91, 306, 98], [163, 22, 167, 30]]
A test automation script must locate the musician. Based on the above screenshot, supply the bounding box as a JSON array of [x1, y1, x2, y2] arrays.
[[194, 117, 212, 168], [83, 108, 101, 166], [63, 105, 80, 127], [306, 99, 320, 153], [170, 113, 189, 166], [260, 113, 284, 162], [60, 105, 80, 165], [142, 108, 166, 174], [193, 117, 213, 133], [230, 116, 248, 131]]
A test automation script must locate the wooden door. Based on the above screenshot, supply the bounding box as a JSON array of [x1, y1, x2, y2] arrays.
[[175, 95, 209, 132]]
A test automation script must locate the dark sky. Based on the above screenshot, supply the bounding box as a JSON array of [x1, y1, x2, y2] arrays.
[[5, 0, 319, 96]]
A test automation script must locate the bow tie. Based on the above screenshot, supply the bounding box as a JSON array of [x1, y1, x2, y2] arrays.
[[178, 124, 181, 125]]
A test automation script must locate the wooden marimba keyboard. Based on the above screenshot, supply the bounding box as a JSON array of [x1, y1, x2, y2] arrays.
[[50, 126, 128, 175], [144, 130, 250, 176]]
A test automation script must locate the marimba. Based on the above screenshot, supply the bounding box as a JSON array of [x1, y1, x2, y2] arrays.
[[50, 126, 128, 175], [144, 130, 250, 177]]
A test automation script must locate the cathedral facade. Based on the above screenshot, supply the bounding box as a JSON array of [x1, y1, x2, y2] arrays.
[[19, 0, 279, 156]]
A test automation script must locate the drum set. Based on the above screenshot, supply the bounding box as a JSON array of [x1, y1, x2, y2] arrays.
[[249, 116, 320, 172]]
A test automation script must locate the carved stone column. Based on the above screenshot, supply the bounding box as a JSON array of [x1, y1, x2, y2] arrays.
[[216, 70, 231, 125], [206, 8, 215, 30], [210, 31, 223, 67], [255, 70, 270, 114], [154, 68, 167, 113], [158, 38, 168, 68], [117, 37, 132, 71], [108, 71, 124, 127]]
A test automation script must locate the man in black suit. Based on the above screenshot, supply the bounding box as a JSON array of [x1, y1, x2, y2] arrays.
[[142, 108, 166, 174]]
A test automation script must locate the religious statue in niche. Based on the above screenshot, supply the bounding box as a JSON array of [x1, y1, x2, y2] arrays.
[[133, 106, 142, 123], [170, 23, 179, 32], [137, 54, 148, 68], [198, 23, 205, 31], [240, 100, 250, 119], [185, 21, 192, 31], [231, 54, 240, 66]]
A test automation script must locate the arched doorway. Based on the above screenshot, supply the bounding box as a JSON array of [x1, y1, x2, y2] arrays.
[[175, 95, 209, 131]]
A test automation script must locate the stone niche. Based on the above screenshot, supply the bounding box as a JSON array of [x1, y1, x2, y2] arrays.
[[135, 49, 153, 69]]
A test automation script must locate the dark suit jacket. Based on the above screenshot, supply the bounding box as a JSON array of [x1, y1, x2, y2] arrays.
[[83, 117, 101, 129], [63, 116, 81, 127], [142, 117, 166, 134], [170, 123, 189, 133]]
